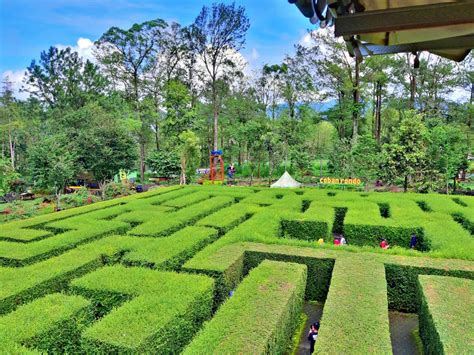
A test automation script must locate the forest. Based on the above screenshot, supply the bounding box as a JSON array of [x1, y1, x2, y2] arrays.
[[1, 2, 473, 200]]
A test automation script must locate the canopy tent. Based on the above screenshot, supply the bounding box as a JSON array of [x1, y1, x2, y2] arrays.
[[289, 0, 474, 62], [271, 171, 302, 188]]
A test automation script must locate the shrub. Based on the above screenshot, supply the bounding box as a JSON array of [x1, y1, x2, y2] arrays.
[[315, 259, 392, 354], [418, 275, 473, 354], [184, 260, 307, 354], [0, 293, 90, 353], [71, 265, 214, 353]]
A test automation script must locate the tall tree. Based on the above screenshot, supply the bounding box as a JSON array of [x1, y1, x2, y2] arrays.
[[24, 47, 107, 109], [380, 112, 428, 192], [0, 79, 22, 169], [28, 134, 76, 209], [95, 19, 167, 183], [192, 2, 250, 152]]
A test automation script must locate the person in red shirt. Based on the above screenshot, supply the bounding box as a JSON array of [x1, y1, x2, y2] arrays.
[[333, 237, 341, 246], [380, 239, 390, 249]]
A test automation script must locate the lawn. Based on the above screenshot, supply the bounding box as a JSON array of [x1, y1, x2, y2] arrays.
[[0, 185, 472, 354]]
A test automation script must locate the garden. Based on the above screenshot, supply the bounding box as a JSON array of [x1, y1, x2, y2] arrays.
[[1, 185, 472, 354]]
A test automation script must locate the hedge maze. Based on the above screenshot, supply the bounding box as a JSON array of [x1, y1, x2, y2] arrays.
[[1, 186, 473, 353]]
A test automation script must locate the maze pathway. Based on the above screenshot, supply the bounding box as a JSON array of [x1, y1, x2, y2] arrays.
[[0, 186, 472, 353]]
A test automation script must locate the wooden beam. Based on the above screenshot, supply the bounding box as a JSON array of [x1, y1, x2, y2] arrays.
[[335, 2, 474, 37]]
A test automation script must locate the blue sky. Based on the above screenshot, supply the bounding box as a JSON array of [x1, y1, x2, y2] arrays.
[[0, 0, 311, 81]]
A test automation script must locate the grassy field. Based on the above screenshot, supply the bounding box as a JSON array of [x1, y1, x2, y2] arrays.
[[0, 185, 472, 353]]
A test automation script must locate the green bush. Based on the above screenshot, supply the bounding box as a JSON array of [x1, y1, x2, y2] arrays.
[[418, 275, 473, 354], [71, 265, 214, 353], [184, 260, 307, 354], [315, 259, 392, 354], [0, 293, 90, 352], [385, 264, 474, 313]]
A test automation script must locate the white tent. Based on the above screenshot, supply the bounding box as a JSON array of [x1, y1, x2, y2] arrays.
[[271, 171, 302, 188]]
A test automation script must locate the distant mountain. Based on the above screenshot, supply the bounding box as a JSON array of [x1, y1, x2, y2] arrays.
[[267, 100, 337, 117]]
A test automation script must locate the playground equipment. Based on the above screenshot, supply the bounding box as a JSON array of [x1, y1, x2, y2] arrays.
[[209, 150, 225, 184]]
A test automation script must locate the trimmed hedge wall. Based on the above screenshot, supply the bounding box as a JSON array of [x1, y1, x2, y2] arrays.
[[128, 196, 234, 237], [384, 263, 474, 313], [315, 258, 392, 354], [0, 293, 90, 353], [0, 219, 130, 266], [280, 219, 328, 241], [123, 226, 218, 270], [184, 260, 307, 354], [71, 265, 214, 354], [244, 251, 334, 302], [196, 203, 260, 234], [418, 275, 473, 354], [343, 225, 429, 251]]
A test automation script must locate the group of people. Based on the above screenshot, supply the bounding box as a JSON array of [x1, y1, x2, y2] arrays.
[[316, 233, 418, 250]]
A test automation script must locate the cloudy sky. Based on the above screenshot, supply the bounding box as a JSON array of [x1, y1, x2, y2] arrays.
[[0, 0, 312, 96]]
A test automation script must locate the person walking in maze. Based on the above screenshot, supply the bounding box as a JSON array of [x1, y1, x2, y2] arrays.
[[307, 321, 320, 353], [410, 233, 417, 249], [340, 235, 347, 245]]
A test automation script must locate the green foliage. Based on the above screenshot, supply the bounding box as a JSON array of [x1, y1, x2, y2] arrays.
[[184, 260, 307, 354], [380, 112, 428, 191], [146, 150, 180, 178], [0, 158, 20, 195], [0, 186, 473, 354], [28, 134, 76, 207], [163, 80, 196, 142], [418, 276, 473, 354], [315, 259, 392, 354], [71, 265, 214, 353], [0, 293, 90, 353]]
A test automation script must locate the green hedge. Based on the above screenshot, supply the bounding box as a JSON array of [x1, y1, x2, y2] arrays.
[[315, 258, 392, 354], [184, 260, 307, 354], [196, 203, 260, 234], [418, 275, 473, 354], [385, 264, 474, 313], [343, 224, 429, 251], [451, 212, 474, 235], [0, 219, 130, 266], [123, 226, 218, 270], [0, 293, 90, 353], [0, 238, 125, 315], [128, 196, 234, 237], [71, 265, 214, 353], [280, 219, 328, 241], [244, 251, 334, 302]]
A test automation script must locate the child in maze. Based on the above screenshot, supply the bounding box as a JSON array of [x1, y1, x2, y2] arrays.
[[307, 321, 320, 353], [380, 238, 390, 249]]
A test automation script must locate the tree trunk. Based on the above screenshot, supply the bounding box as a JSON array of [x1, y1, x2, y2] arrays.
[[375, 81, 382, 144], [154, 120, 160, 150], [408, 54, 417, 109], [352, 58, 361, 140], [56, 188, 61, 210], [212, 85, 218, 151], [180, 158, 186, 185], [404, 175, 408, 192], [139, 141, 145, 184], [8, 129, 15, 169]]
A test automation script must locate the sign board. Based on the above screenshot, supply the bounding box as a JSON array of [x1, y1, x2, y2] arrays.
[[196, 168, 210, 175], [319, 177, 362, 185]]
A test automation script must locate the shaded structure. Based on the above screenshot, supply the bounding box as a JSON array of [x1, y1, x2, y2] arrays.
[[289, 0, 473, 61]]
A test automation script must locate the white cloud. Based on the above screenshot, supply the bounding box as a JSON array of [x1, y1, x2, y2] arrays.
[[56, 37, 96, 63], [250, 48, 260, 61], [1, 70, 30, 100]]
